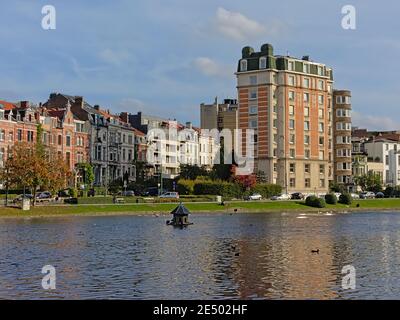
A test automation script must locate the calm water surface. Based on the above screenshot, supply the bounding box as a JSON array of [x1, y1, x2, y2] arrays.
[[1, 211, 400, 299]]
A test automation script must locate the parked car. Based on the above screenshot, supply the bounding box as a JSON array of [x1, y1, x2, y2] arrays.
[[12, 194, 33, 204], [121, 190, 135, 197], [271, 193, 291, 201], [350, 193, 360, 199], [245, 193, 262, 201], [375, 192, 385, 198], [159, 192, 179, 199], [291, 192, 305, 200], [36, 191, 52, 200], [36, 191, 52, 202], [360, 191, 375, 199], [144, 187, 160, 197]]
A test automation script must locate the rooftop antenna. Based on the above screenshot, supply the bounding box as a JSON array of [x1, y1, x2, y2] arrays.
[[286, 50, 290, 56]]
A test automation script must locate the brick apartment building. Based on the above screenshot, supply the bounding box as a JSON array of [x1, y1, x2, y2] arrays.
[[235, 43, 335, 193]]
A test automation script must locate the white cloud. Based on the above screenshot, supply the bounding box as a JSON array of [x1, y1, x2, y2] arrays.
[[98, 49, 130, 66], [193, 57, 232, 78], [215, 7, 281, 41], [352, 111, 400, 131]]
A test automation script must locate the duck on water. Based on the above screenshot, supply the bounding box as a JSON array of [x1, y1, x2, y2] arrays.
[[166, 203, 193, 227]]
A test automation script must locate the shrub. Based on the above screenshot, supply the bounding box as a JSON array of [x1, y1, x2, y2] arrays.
[[339, 193, 352, 205], [305, 195, 326, 208], [325, 193, 337, 205], [177, 179, 195, 195], [69, 188, 78, 198], [250, 184, 282, 198]]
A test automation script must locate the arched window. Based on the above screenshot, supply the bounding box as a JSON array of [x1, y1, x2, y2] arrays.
[[240, 59, 247, 72]]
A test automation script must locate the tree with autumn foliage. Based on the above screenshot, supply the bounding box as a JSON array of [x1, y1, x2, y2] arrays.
[[0, 126, 71, 205]]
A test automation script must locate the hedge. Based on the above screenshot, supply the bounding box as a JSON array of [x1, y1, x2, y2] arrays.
[[193, 180, 243, 198], [305, 195, 326, 208], [325, 193, 337, 205], [339, 193, 352, 205]]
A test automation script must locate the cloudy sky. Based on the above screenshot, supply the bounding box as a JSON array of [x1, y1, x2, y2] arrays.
[[0, 0, 399, 129]]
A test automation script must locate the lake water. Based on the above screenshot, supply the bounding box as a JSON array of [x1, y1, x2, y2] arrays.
[[1, 211, 400, 299]]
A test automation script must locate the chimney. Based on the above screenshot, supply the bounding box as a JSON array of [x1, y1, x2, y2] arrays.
[[20, 101, 29, 109], [94, 105, 100, 110], [75, 96, 84, 107], [186, 121, 192, 129], [120, 112, 129, 123]]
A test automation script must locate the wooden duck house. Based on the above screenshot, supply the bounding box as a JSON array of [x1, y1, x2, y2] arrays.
[[167, 203, 193, 227]]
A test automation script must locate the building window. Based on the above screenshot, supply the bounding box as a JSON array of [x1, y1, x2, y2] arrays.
[[305, 149, 310, 159], [290, 163, 296, 173], [290, 149, 295, 158], [289, 119, 295, 129], [273, 118, 278, 129], [273, 163, 277, 172], [259, 57, 267, 69], [319, 150, 324, 160], [319, 179, 325, 188], [289, 178, 296, 188], [304, 121, 310, 131], [304, 135, 310, 145], [66, 135, 71, 147], [289, 91, 295, 101], [27, 131, 34, 142], [17, 129, 22, 141], [319, 122, 324, 132], [305, 178, 311, 188], [273, 134, 278, 144], [303, 78, 310, 88], [288, 76, 295, 86], [318, 108, 324, 118], [249, 106, 258, 115], [320, 165, 325, 174], [303, 93, 309, 103], [318, 66, 324, 76], [249, 119, 258, 128], [0, 130, 4, 141], [305, 164, 310, 173], [249, 89, 257, 100], [250, 76, 257, 85], [289, 105, 295, 116], [304, 107, 310, 117], [289, 134, 295, 144], [319, 136, 324, 146], [240, 59, 247, 72], [318, 80, 324, 90], [58, 135, 62, 145], [288, 61, 294, 71], [303, 63, 309, 73]]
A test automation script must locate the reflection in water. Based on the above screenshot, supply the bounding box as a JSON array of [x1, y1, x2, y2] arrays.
[[1, 212, 400, 299]]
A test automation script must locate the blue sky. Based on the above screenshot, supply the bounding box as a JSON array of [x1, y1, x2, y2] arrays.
[[0, 0, 399, 129]]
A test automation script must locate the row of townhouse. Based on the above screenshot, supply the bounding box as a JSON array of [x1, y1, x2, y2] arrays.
[[0, 93, 219, 189]]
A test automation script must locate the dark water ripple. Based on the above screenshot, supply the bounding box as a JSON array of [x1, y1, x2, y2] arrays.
[[1, 212, 400, 299]]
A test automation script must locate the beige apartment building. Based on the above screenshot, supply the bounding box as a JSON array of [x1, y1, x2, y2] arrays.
[[200, 98, 238, 132], [333, 90, 353, 190], [236, 43, 334, 193]]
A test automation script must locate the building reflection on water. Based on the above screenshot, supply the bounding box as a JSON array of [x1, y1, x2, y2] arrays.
[[2, 212, 400, 299]]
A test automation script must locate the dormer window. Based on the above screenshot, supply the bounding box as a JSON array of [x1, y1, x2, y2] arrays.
[[259, 57, 267, 69], [240, 59, 247, 72]]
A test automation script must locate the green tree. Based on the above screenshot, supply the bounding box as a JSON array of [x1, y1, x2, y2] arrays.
[[354, 172, 382, 192], [179, 164, 208, 180]]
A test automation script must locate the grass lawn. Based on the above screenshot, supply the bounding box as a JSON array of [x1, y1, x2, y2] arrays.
[[1, 198, 400, 218]]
